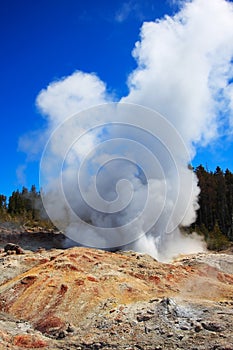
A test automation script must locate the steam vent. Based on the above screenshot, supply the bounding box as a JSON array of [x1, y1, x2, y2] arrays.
[[1, 0, 233, 349]]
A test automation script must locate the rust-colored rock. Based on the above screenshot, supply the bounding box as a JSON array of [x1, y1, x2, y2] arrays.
[[0, 247, 233, 349], [13, 334, 47, 348]]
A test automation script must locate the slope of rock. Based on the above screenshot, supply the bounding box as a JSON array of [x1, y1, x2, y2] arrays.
[[0, 246, 233, 349]]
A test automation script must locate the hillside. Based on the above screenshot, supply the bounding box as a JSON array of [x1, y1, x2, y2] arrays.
[[0, 229, 233, 349]]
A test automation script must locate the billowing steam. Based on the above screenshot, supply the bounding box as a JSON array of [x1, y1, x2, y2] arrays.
[[40, 103, 200, 259], [25, 0, 233, 261]]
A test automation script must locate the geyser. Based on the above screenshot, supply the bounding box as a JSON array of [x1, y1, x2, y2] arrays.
[[40, 103, 200, 260], [21, 0, 233, 260]]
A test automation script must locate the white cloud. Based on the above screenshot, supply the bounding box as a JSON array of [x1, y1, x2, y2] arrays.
[[115, 2, 132, 22], [36, 71, 112, 127], [122, 0, 233, 152], [226, 82, 233, 130], [115, 1, 144, 23]]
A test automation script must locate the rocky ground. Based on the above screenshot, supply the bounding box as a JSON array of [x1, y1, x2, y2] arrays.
[[0, 223, 233, 349]]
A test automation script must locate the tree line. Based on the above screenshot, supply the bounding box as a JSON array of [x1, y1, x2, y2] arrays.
[[193, 165, 233, 249], [0, 165, 233, 249], [0, 185, 52, 228]]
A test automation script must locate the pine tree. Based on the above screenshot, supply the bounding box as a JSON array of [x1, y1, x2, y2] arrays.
[[207, 222, 230, 251]]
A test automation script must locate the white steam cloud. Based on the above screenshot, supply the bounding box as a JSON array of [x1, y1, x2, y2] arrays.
[[36, 71, 112, 126], [23, 0, 233, 261], [123, 0, 233, 150]]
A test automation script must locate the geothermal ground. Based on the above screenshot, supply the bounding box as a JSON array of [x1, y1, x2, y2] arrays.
[[0, 224, 233, 349]]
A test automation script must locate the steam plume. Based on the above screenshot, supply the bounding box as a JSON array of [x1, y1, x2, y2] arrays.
[[23, 0, 233, 261]]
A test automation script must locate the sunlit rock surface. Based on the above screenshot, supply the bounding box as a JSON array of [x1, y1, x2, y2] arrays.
[[0, 228, 233, 349]]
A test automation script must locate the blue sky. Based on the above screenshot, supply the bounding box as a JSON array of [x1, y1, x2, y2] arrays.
[[1, 0, 233, 197]]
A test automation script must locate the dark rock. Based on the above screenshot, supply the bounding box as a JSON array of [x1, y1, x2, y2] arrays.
[[67, 324, 75, 333], [194, 324, 202, 332], [180, 325, 189, 330], [6, 250, 14, 255], [15, 246, 24, 254], [137, 314, 152, 322], [145, 326, 153, 333], [57, 331, 66, 339], [167, 332, 174, 337], [149, 298, 160, 303], [4, 243, 18, 252], [201, 322, 225, 332], [4, 243, 24, 254]]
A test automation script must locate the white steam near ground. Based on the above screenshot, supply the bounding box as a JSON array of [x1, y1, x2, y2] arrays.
[[23, 0, 233, 261]]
